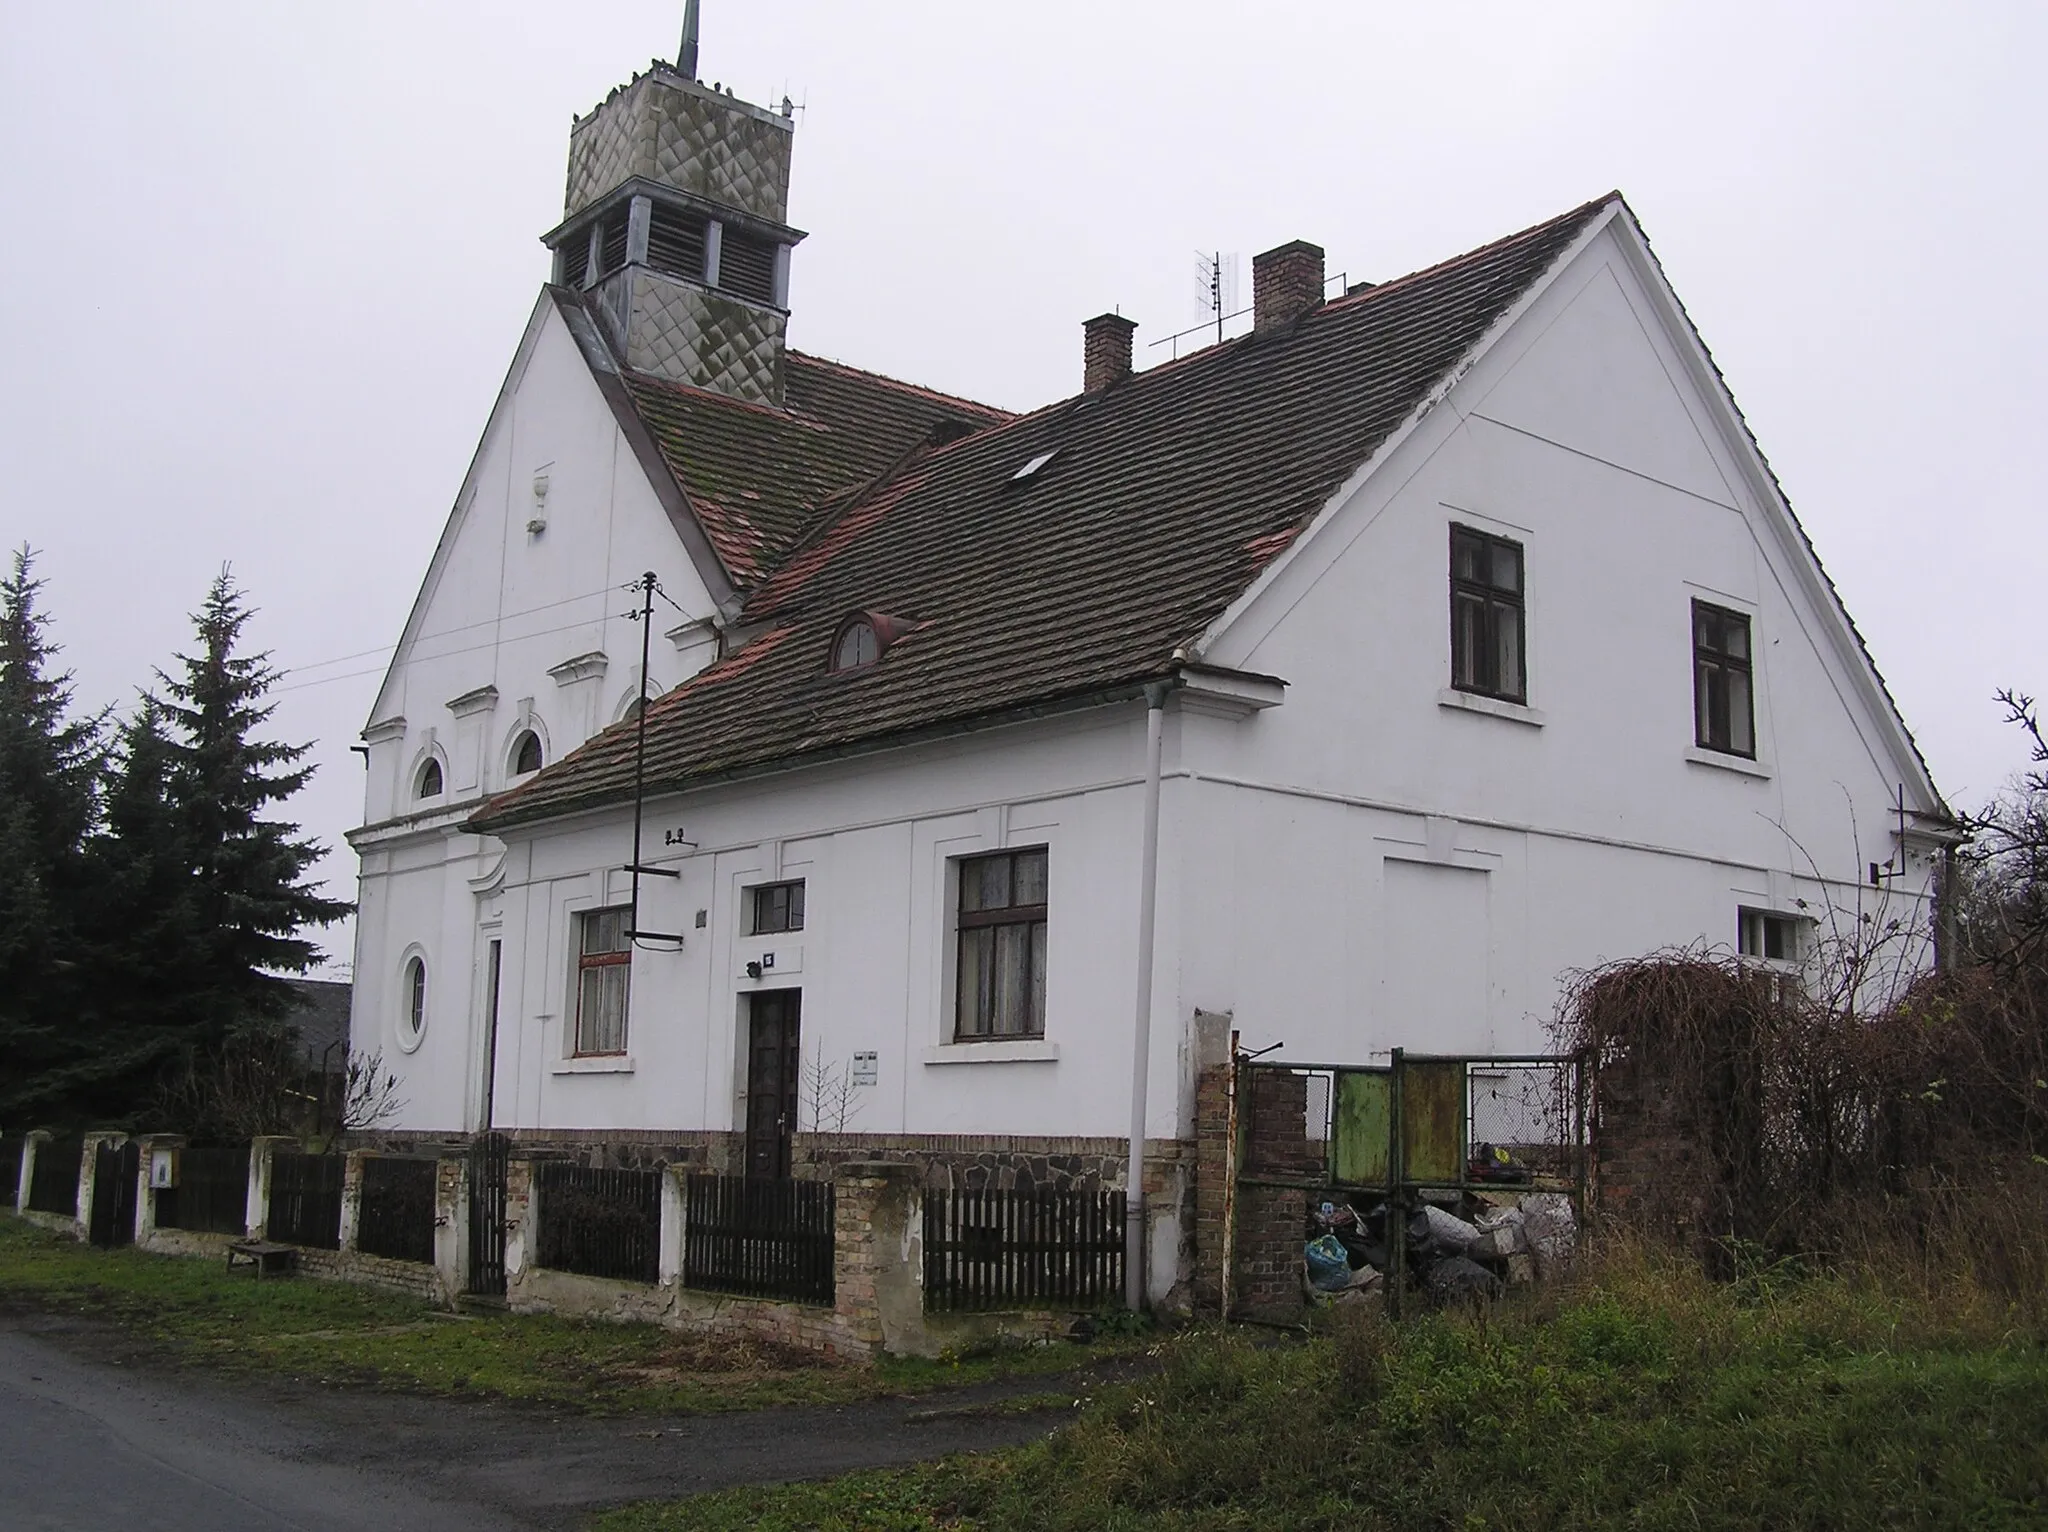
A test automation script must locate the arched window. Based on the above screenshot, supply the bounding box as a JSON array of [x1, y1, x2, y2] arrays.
[[830, 618, 881, 673], [399, 955, 427, 1050], [512, 730, 543, 776], [416, 758, 443, 798]]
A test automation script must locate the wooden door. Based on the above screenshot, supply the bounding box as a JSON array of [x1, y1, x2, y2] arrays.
[[745, 990, 801, 1179]]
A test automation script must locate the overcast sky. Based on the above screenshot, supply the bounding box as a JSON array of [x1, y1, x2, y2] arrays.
[[2, 1, 2042, 977]]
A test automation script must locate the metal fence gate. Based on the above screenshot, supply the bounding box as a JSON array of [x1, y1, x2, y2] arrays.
[[88, 1140, 139, 1247], [466, 1133, 510, 1297], [1231, 1048, 1587, 1316]]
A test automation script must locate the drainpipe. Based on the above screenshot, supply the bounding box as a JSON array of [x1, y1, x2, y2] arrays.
[[1124, 680, 1172, 1311]]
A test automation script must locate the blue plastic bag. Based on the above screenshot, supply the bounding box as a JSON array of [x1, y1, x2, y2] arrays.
[[1305, 1234, 1352, 1291]]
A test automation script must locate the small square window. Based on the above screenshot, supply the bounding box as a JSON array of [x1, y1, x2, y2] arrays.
[[749, 880, 806, 935], [1738, 908, 1801, 964]]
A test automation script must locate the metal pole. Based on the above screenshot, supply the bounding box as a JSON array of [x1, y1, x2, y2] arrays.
[[629, 572, 655, 939], [1220, 1029, 1240, 1320], [1123, 682, 1169, 1311], [1387, 1046, 1406, 1320]]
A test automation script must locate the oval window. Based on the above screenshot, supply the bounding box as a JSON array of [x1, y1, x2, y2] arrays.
[[830, 618, 881, 672], [416, 758, 444, 799], [398, 955, 427, 1051], [512, 730, 543, 775]]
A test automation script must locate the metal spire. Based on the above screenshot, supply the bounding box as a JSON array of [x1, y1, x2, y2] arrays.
[[678, 0, 700, 79]]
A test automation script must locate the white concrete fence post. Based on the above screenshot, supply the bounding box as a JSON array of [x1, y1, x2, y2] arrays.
[[132, 1134, 185, 1246], [76, 1131, 124, 1242], [247, 1136, 295, 1238], [338, 1151, 365, 1252], [16, 1130, 45, 1213], [659, 1165, 687, 1288], [434, 1155, 465, 1305]]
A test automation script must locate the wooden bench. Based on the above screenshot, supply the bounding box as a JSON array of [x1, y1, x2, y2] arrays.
[[226, 1239, 297, 1279]]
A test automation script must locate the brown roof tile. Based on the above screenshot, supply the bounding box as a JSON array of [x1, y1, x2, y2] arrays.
[[476, 196, 1612, 831], [623, 351, 1011, 583]]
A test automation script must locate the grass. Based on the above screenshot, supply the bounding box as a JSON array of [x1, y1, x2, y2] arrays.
[[0, 1214, 1117, 1415], [596, 1241, 2048, 1531]]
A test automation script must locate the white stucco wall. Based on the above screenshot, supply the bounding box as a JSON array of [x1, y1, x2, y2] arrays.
[[355, 218, 1940, 1150], [348, 297, 720, 1124]]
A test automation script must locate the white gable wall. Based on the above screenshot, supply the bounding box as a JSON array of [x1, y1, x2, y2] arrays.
[[348, 297, 720, 1125], [1177, 219, 1938, 1064]]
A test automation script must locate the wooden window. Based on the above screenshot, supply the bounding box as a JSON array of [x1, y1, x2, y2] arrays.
[[1450, 525, 1525, 702], [512, 731, 542, 776], [1739, 909, 1800, 963], [574, 907, 632, 1055], [830, 618, 880, 672], [416, 758, 443, 799], [955, 848, 1048, 1039], [750, 880, 805, 935], [1693, 600, 1755, 757]]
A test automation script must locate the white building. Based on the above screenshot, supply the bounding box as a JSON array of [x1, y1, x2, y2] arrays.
[[349, 48, 1951, 1303]]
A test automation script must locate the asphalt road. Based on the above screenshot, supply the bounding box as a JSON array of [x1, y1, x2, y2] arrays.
[[0, 1315, 1071, 1530]]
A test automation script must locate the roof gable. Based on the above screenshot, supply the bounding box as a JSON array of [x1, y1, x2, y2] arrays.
[[475, 195, 1612, 830]]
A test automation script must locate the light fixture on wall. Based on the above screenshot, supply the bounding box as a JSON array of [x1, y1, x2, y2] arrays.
[[528, 470, 550, 536]]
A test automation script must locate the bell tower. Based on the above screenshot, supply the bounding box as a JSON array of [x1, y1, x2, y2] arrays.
[[542, 5, 801, 405]]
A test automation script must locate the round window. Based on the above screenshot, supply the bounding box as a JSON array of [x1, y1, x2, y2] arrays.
[[397, 955, 428, 1052]]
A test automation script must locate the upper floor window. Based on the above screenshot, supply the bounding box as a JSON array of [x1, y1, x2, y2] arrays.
[[1450, 525, 1525, 703], [416, 758, 444, 799], [831, 618, 881, 673], [1692, 601, 1755, 757], [749, 880, 806, 935], [511, 730, 543, 776], [574, 907, 632, 1056], [955, 848, 1048, 1039]]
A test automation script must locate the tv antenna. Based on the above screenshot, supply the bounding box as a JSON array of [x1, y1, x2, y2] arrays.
[[1196, 251, 1239, 346]]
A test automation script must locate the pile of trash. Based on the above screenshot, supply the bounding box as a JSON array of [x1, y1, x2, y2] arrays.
[[1302, 1180, 1577, 1307]]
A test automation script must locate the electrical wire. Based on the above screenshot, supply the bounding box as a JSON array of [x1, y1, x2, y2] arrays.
[[273, 605, 643, 695], [273, 584, 626, 682]]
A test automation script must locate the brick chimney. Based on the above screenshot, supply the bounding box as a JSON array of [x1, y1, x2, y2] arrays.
[[1083, 313, 1137, 392], [1252, 240, 1325, 335]]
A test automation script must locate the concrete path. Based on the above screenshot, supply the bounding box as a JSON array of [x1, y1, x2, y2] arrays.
[[0, 1315, 1073, 1530]]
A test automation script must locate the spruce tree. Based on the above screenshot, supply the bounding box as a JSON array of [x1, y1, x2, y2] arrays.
[[155, 570, 351, 1041], [0, 547, 104, 1123]]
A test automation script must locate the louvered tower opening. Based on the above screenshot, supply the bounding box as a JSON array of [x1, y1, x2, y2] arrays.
[[719, 230, 779, 306], [647, 205, 708, 281]]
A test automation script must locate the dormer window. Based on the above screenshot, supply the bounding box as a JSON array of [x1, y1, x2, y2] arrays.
[[511, 731, 543, 776], [830, 617, 882, 673], [416, 759, 444, 799]]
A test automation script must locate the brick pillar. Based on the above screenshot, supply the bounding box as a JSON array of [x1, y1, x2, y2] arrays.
[[832, 1161, 923, 1358], [502, 1156, 537, 1305], [1190, 1012, 1233, 1318], [1232, 1069, 1317, 1318]]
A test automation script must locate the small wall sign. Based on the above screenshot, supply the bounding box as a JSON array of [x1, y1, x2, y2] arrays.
[[851, 1051, 879, 1086]]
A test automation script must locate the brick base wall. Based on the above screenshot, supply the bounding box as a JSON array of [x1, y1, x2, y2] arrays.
[[298, 1247, 443, 1304]]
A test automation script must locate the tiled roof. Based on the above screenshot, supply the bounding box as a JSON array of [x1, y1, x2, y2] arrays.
[[475, 195, 1612, 832], [623, 351, 1012, 583]]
